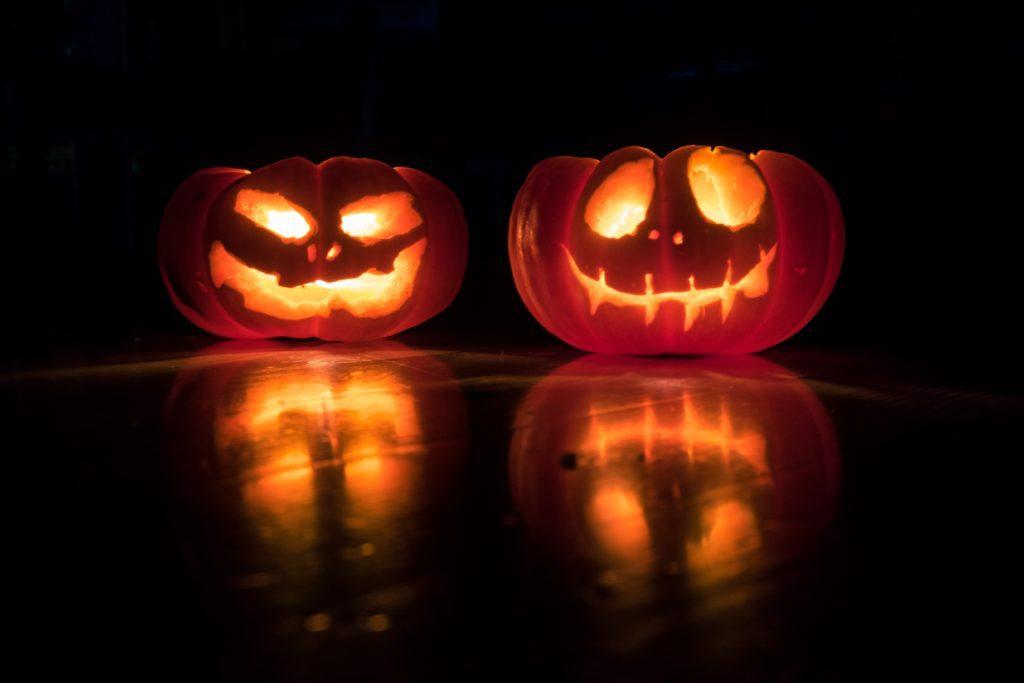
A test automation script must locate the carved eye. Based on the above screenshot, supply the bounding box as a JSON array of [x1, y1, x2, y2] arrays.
[[687, 148, 766, 230], [585, 158, 656, 239], [234, 189, 315, 242], [339, 192, 422, 245]]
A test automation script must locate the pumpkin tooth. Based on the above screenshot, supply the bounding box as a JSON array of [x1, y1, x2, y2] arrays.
[[720, 287, 736, 322], [720, 260, 735, 322], [684, 303, 701, 331], [587, 268, 607, 314]]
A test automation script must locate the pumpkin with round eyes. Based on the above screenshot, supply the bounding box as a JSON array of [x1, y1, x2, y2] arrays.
[[159, 156, 467, 341], [509, 145, 844, 354]]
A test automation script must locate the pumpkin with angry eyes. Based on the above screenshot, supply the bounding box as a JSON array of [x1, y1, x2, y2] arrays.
[[159, 156, 467, 341], [509, 145, 844, 354]]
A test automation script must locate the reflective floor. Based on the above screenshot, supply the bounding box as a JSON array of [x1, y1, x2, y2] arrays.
[[6, 341, 1020, 681]]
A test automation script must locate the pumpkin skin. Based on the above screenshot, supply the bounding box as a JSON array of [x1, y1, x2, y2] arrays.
[[509, 145, 844, 354], [159, 156, 467, 341], [509, 354, 840, 582]]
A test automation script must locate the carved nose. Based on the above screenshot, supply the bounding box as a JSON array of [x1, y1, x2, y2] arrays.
[[647, 229, 684, 243], [326, 242, 341, 261], [306, 243, 317, 263]]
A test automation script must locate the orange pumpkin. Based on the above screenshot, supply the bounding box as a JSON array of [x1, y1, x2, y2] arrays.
[[159, 157, 467, 341], [509, 145, 844, 354]]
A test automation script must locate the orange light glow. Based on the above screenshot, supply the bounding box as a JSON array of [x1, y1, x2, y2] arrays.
[[339, 192, 423, 245], [572, 383, 769, 571], [587, 482, 651, 564], [687, 147, 766, 230], [580, 392, 767, 472], [584, 159, 656, 239], [213, 362, 425, 548], [209, 238, 426, 320], [563, 243, 777, 328], [509, 355, 841, 597], [234, 189, 315, 241], [686, 500, 761, 580]]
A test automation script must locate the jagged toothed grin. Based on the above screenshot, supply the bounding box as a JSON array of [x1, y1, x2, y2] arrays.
[[209, 239, 426, 321], [563, 244, 777, 330]]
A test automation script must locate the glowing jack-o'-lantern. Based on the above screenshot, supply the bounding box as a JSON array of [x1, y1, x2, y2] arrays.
[[163, 342, 468, 617], [509, 355, 840, 586], [509, 145, 844, 354], [159, 157, 468, 341]]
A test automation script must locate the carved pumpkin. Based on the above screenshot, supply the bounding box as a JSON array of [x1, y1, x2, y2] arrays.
[[509, 145, 844, 354], [509, 355, 840, 585], [159, 157, 467, 341]]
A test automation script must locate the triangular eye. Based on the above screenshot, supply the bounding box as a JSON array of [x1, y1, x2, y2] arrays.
[[234, 189, 315, 242], [687, 148, 766, 230], [585, 158, 655, 239], [339, 192, 422, 245]]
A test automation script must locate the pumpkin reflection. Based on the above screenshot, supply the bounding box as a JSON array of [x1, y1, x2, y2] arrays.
[[213, 364, 424, 529], [509, 355, 840, 588], [165, 341, 467, 622]]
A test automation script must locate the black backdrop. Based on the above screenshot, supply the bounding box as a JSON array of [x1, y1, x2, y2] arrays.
[[3, 1, 1019, 372]]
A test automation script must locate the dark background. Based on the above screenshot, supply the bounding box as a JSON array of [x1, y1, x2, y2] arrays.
[[3, 1, 1019, 375]]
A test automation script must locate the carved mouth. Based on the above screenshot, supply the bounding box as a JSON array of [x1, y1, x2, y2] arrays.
[[563, 244, 777, 329], [209, 239, 426, 320]]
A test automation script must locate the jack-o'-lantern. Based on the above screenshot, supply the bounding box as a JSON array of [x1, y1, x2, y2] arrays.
[[159, 157, 467, 341], [509, 146, 844, 354], [509, 355, 840, 590], [163, 342, 468, 626]]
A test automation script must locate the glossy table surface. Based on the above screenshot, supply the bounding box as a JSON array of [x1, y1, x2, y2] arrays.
[[6, 341, 1019, 681]]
